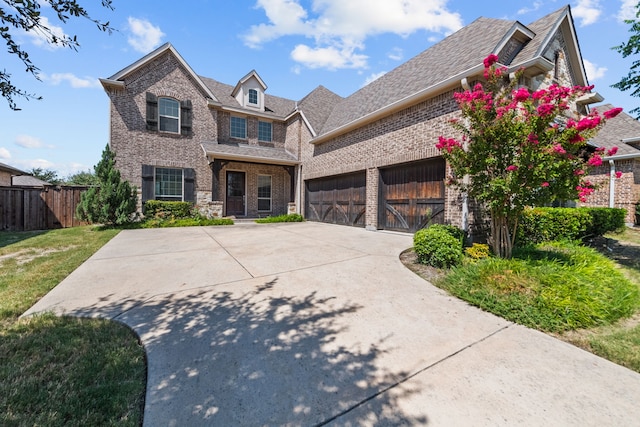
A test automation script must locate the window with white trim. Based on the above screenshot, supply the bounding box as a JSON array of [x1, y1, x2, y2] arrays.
[[159, 98, 180, 133], [257, 175, 272, 211], [248, 89, 258, 105], [155, 167, 183, 200], [230, 116, 246, 139], [258, 121, 272, 142]]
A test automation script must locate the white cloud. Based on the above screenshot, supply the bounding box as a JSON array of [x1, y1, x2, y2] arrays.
[[23, 16, 68, 50], [15, 135, 44, 149], [517, 1, 544, 15], [572, 0, 602, 26], [14, 134, 55, 149], [12, 158, 56, 171], [388, 47, 403, 61], [362, 71, 387, 87], [0, 148, 11, 159], [583, 59, 607, 81], [127, 17, 165, 53], [244, 0, 463, 70], [291, 43, 368, 69], [43, 73, 101, 89], [618, 0, 638, 22]]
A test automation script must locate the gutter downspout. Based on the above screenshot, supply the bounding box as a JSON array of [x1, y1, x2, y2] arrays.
[[609, 160, 616, 208]]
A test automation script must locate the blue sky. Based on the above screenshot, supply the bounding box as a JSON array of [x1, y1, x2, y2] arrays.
[[1, 0, 638, 177]]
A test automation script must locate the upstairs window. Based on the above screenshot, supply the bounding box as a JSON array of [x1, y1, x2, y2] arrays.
[[258, 121, 272, 142], [159, 98, 180, 133], [145, 93, 192, 136], [248, 88, 258, 105], [230, 116, 247, 139]]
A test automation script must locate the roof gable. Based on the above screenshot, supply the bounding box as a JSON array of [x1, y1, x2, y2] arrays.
[[101, 43, 219, 102]]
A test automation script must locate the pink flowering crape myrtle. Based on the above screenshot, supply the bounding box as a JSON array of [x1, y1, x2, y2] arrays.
[[437, 54, 622, 258]]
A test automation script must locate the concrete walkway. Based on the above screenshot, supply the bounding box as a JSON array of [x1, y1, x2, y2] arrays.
[[25, 222, 640, 426]]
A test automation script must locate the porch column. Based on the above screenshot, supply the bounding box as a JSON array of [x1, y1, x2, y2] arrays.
[[211, 159, 223, 201]]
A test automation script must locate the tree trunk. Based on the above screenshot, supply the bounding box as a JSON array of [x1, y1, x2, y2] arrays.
[[489, 211, 513, 258]]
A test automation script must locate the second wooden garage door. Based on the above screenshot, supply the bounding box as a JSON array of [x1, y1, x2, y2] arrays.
[[379, 159, 445, 232], [305, 172, 366, 227]]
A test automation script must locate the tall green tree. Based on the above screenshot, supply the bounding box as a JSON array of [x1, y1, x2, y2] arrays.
[[613, 1, 640, 117], [65, 169, 99, 186], [76, 145, 137, 225], [1, 0, 114, 110], [438, 54, 621, 258], [30, 167, 61, 184]]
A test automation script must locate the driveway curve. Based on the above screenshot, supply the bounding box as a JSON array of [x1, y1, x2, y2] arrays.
[[25, 222, 640, 426]]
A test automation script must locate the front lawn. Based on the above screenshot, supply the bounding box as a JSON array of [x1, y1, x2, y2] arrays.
[[404, 231, 640, 373], [0, 227, 146, 426]]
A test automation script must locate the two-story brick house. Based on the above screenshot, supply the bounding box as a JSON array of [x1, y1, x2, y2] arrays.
[[101, 5, 621, 232]]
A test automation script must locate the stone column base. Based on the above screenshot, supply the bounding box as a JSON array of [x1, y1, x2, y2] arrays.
[[288, 202, 297, 215], [197, 201, 223, 218]]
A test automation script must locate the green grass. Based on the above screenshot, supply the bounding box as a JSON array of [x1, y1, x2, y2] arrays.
[[255, 213, 304, 223], [436, 241, 640, 333], [0, 226, 146, 426]]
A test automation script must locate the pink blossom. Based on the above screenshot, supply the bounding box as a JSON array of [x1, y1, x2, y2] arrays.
[[603, 107, 623, 119], [569, 134, 584, 144], [506, 165, 518, 172], [541, 182, 549, 187], [574, 169, 585, 176], [537, 103, 555, 117], [588, 154, 603, 167], [553, 144, 566, 155], [576, 115, 601, 131], [513, 87, 530, 102], [527, 133, 539, 144], [615, 171, 623, 179], [595, 147, 605, 153], [606, 146, 618, 156], [532, 90, 546, 100], [483, 54, 499, 68], [436, 136, 462, 153]]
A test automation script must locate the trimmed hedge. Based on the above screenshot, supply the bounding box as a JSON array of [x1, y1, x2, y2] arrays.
[[144, 200, 193, 218], [414, 224, 463, 268], [516, 207, 626, 245]]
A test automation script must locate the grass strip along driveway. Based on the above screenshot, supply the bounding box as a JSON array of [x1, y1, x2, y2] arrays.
[[0, 226, 146, 426]]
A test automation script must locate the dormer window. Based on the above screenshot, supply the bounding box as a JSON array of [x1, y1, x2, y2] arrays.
[[159, 97, 180, 133], [248, 89, 258, 105]]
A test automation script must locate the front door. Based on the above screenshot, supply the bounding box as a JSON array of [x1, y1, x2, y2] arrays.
[[226, 171, 246, 216]]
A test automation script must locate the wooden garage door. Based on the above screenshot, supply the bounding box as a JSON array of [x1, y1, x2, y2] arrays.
[[305, 172, 366, 227], [379, 159, 445, 232]]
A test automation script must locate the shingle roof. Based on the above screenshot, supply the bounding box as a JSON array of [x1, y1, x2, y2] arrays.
[[512, 7, 566, 65], [201, 141, 298, 165], [591, 104, 640, 157], [0, 161, 27, 175], [296, 85, 344, 134], [12, 175, 50, 187], [199, 76, 296, 118]]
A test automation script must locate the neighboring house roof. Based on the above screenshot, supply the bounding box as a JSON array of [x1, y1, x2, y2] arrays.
[[0, 161, 27, 176], [591, 104, 640, 159], [201, 141, 298, 165], [12, 175, 50, 187]]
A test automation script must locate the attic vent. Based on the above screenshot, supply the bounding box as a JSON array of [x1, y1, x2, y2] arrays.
[[499, 38, 526, 65]]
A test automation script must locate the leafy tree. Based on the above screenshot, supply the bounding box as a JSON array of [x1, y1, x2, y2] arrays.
[[30, 167, 61, 184], [76, 144, 137, 225], [1, 0, 114, 110], [438, 54, 622, 258], [613, 1, 640, 117], [65, 169, 99, 186]]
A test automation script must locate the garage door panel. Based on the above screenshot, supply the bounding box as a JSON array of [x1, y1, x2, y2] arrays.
[[305, 172, 366, 228], [380, 159, 445, 233]]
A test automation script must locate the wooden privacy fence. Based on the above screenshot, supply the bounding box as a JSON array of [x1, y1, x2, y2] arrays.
[[0, 185, 89, 232]]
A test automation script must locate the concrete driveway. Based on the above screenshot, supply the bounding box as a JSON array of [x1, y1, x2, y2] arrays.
[[25, 222, 640, 426]]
